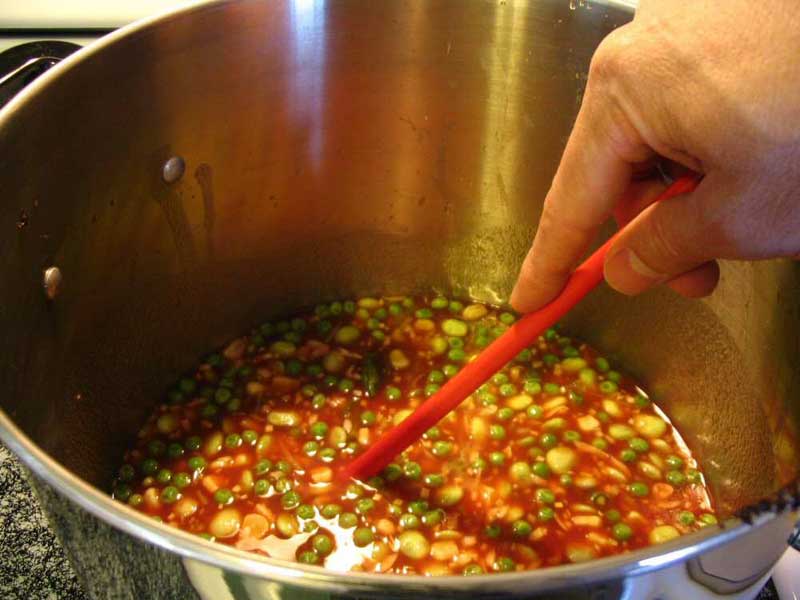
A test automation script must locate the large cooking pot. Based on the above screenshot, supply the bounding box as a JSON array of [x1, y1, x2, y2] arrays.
[[0, 1, 798, 598]]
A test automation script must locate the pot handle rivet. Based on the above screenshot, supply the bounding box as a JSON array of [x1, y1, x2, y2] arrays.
[[162, 156, 186, 184], [43, 266, 63, 300]]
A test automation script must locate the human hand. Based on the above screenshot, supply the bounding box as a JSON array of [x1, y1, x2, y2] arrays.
[[511, 0, 800, 313]]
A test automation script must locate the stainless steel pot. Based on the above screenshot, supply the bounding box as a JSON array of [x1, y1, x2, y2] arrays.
[[0, 1, 797, 598]]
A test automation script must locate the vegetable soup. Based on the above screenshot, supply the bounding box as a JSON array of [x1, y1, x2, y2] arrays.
[[112, 295, 716, 574]]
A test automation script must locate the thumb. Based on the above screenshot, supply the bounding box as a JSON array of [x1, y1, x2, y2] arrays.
[[604, 175, 724, 295]]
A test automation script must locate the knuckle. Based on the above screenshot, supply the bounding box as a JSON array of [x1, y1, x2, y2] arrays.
[[589, 27, 638, 84]]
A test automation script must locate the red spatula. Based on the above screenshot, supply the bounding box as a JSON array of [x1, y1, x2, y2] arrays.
[[342, 174, 701, 482]]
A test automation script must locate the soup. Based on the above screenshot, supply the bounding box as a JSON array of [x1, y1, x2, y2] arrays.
[[112, 295, 716, 574]]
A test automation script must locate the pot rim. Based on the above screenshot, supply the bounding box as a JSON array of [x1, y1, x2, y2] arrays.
[[0, 0, 779, 593]]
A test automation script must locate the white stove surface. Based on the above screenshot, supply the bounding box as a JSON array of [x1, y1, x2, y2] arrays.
[[0, 0, 188, 29]]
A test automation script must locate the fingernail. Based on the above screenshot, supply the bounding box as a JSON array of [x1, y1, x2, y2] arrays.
[[604, 248, 664, 295]]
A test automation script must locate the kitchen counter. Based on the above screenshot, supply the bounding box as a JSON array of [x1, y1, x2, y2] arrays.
[[0, 444, 85, 599]]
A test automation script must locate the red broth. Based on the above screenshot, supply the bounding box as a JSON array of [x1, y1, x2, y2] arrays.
[[112, 295, 716, 574]]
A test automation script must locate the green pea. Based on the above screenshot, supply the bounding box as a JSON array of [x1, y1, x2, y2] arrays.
[[564, 430, 581, 442], [560, 473, 573, 487], [335, 512, 356, 528], [128, 493, 143, 508], [629, 437, 649, 453], [302, 441, 319, 456], [214, 488, 234, 505], [679, 511, 696, 525], [540, 432, 558, 449], [484, 524, 502, 538], [422, 509, 444, 527], [489, 451, 505, 466], [141, 458, 159, 476], [522, 381, 542, 397], [536, 488, 555, 504], [425, 426, 441, 440], [686, 469, 702, 484], [494, 557, 516, 572], [356, 498, 376, 514], [156, 469, 172, 485], [224, 433, 242, 449], [415, 308, 433, 319], [254, 479, 270, 496], [620, 449, 637, 463], [437, 364, 458, 380], [338, 378, 354, 393], [666, 470, 686, 486], [629, 482, 650, 497], [114, 484, 132, 502], [308, 534, 333, 557], [408, 499, 429, 515], [353, 527, 374, 547], [185, 436, 202, 451], [399, 462, 421, 481], [605, 509, 621, 523], [472, 457, 487, 471], [160, 486, 180, 504], [700, 514, 718, 526], [432, 441, 453, 457], [499, 383, 517, 397], [532, 461, 551, 478], [635, 393, 651, 408], [543, 354, 559, 367], [543, 382, 560, 394], [147, 440, 166, 457], [371, 462, 400, 484], [294, 504, 314, 520], [360, 410, 377, 426], [538, 507, 555, 521], [599, 380, 618, 394], [479, 391, 497, 406], [187, 456, 206, 472], [515, 348, 533, 362], [399, 513, 420, 529], [200, 404, 219, 419], [512, 520, 533, 537], [424, 383, 441, 397], [298, 550, 318, 564], [423, 473, 444, 488], [282, 491, 302, 510], [276, 460, 292, 474], [448, 348, 466, 362], [665, 455, 684, 469], [490, 424, 506, 440], [612, 522, 633, 541], [306, 394, 324, 411], [607, 370, 622, 383], [165, 443, 184, 459], [118, 464, 135, 482], [527, 405, 544, 419], [592, 438, 609, 450], [497, 407, 514, 421]]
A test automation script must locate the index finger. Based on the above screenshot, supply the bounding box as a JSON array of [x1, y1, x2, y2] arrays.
[[510, 83, 651, 313]]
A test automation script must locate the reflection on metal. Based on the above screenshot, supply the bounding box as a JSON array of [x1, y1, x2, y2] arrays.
[[42, 266, 62, 300]]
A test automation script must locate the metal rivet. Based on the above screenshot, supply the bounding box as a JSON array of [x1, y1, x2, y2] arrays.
[[162, 156, 185, 184], [43, 266, 63, 300]]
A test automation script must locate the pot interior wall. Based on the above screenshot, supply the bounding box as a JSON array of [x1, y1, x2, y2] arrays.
[[0, 0, 797, 519]]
